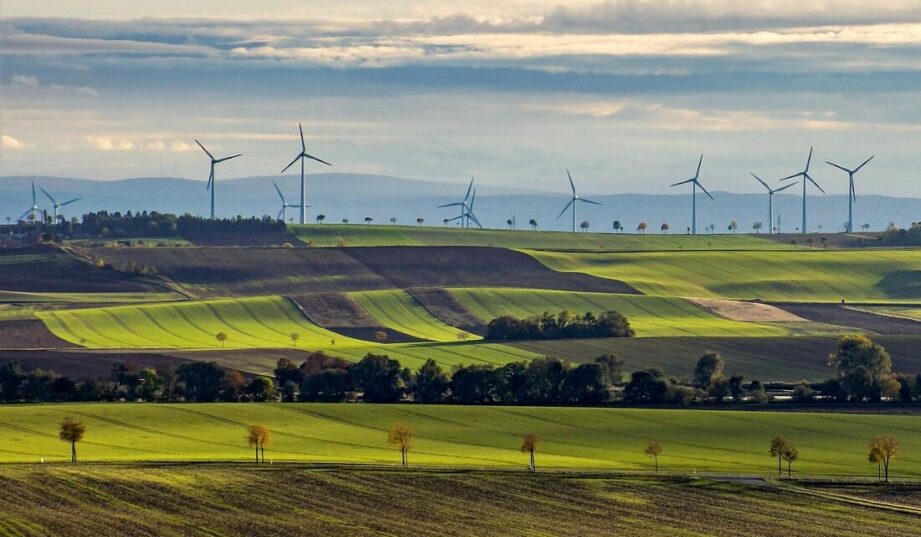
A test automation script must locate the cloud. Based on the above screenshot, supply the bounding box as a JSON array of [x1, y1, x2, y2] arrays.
[[1, 135, 27, 149], [10, 74, 38, 87], [7, 73, 98, 97], [86, 136, 135, 151]]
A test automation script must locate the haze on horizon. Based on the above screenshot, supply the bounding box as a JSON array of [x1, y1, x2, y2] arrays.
[[2, 1, 921, 197]]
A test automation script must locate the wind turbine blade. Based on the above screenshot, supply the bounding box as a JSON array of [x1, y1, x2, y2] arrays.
[[773, 181, 798, 193], [281, 154, 301, 173], [825, 161, 850, 173], [17, 209, 31, 222], [696, 180, 714, 200], [39, 186, 57, 205], [206, 167, 214, 190], [579, 198, 602, 206], [437, 202, 463, 208], [805, 146, 813, 171], [60, 197, 81, 207], [31, 181, 36, 204], [695, 154, 703, 180], [464, 177, 474, 201], [195, 139, 214, 160], [805, 173, 825, 194], [446, 214, 464, 222], [273, 181, 285, 203], [469, 189, 477, 210], [277, 208, 284, 220], [557, 199, 574, 219], [567, 170, 576, 195], [467, 212, 483, 229], [779, 172, 802, 181], [750, 172, 770, 191], [851, 180, 857, 202], [216, 153, 242, 163], [303, 153, 332, 166], [299, 123, 306, 152], [670, 179, 694, 187], [854, 155, 875, 172]]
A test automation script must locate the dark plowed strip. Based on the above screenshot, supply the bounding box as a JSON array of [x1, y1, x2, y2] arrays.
[[775, 303, 921, 336], [0, 319, 77, 349], [182, 231, 303, 247], [289, 293, 423, 343], [407, 288, 486, 334], [0, 350, 189, 381], [1, 246, 158, 293], [344, 246, 639, 293]]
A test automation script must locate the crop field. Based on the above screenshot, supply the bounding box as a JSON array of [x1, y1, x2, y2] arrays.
[[527, 249, 921, 302], [0, 466, 914, 537], [449, 288, 802, 337], [1, 404, 921, 476], [348, 290, 479, 342], [290, 223, 794, 250], [853, 306, 921, 322]]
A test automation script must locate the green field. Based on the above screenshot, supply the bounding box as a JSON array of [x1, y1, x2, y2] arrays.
[[852, 306, 921, 321], [349, 290, 479, 342], [291, 224, 792, 250], [1, 403, 919, 477], [449, 288, 799, 337], [528, 249, 921, 302]]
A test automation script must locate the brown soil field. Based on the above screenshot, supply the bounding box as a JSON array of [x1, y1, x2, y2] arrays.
[[0, 466, 913, 537], [1, 246, 160, 293], [181, 231, 303, 246], [0, 319, 77, 349], [775, 304, 921, 336], [291, 293, 422, 343], [86, 246, 637, 296], [407, 288, 486, 333], [0, 350, 189, 380], [690, 298, 806, 322]]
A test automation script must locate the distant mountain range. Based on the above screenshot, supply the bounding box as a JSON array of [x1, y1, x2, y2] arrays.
[[1, 174, 918, 233]]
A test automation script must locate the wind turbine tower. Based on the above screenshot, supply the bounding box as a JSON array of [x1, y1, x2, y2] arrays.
[[39, 186, 80, 222], [780, 146, 825, 233], [750, 172, 796, 235], [195, 140, 241, 220], [17, 182, 40, 224], [438, 177, 474, 228], [557, 170, 601, 233], [273, 181, 300, 222], [281, 123, 332, 225], [826, 155, 874, 233], [670, 155, 713, 234]]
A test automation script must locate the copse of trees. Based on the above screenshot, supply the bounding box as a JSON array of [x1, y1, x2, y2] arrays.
[[485, 310, 634, 341], [879, 222, 921, 246], [77, 211, 285, 238], [827, 334, 899, 402]]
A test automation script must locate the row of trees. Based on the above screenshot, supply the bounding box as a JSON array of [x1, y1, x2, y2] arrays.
[[485, 310, 635, 341], [23, 211, 287, 239]]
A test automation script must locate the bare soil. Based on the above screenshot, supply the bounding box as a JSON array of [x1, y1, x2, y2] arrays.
[[0, 350, 189, 380], [290, 293, 422, 343], [407, 288, 486, 333], [775, 303, 921, 336], [0, 319, 78, 349], [1, 246, 160, 293], [690, 298, 806, 322]]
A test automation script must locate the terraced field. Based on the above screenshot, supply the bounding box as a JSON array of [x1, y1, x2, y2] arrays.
[[528, 249, 921, 302], [1, 403, 920, 476], [348, 290, 479, 342], [449, 288, 802, 337], [1, 466, 912, 537], [292, 223, 794, 250]]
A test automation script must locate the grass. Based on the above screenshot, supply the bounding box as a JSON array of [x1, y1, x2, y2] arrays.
[[33, 296, 537, 372], [449, 288, 803, 337], [1, 403, 921, 477], [0, 290, 183, 304], [527, 249, 921, 302], [348, 289, 479, 342], [0, 466, 913, 537], [290, 223, 792, 250]]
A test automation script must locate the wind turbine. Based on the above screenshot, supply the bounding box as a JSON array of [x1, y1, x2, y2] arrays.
[[272, 181, 302, 222], [557, 170, 601, 233], [670, 155, 712, 234], [750, 173, 797, 234], [16, 181, 40, 224], [826, 155, 874, 233], [445, 186, 483, 229], [438, 177, 474, 228], [281, 123, 331, 225], [780, 146, 824, 234], [39, 186, 80, 222], [196, 140, 241, 220]]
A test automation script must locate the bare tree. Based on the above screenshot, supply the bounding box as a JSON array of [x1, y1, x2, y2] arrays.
[[769, 436, 788, 478], [644, 440, 663, 473], [388, 423, 414, 467], [782, 445, 799, 479], [521, 433, 538, 472], [290, 332, 300, 348], [59, 417, 86, 463], [869, 435, 900, 482], [248, 424, 272, 463]]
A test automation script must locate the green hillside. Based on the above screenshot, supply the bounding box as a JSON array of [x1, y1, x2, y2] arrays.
[[349, 289, 479, 342], [291, 224, 790, 250], [528, 249, 921, 302], [1, 403, 919, 476]]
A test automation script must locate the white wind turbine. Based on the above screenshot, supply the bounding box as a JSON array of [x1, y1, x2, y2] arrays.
[[281, 123, 331, 225]]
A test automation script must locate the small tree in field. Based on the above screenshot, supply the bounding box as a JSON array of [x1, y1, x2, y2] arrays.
[[59, 417, 86, 463], [869, 434, 900, 482], [456, 332, 470, 342], [660, 223, 669, 235], [752, 222, 763, 234], [521, 433, 538, 472], [388, 423, 414, 467], [644, 440, 663, 473], [869, 444, 883, 480], [416, 218, 424, 226], [580, 220, 590, 232], [290, 332, 300, 348], [374, 330, 388, 343], [782, 445, 799, 479], [529, 219, 538, 230], [248, 424, 272, 463], [637, 222, 648, 235], [769, 436, 789, 477], [216, 331, 228, 348], [390, 217, 397, 225]]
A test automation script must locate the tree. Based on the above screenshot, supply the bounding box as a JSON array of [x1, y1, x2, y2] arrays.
[[456, 332, 471, 342], [637, 222, 648, 234], [388, 422, 414, 467], [868, 443, 883, 480], [247, 424, 271, 463], [351, 354, 404, 403], [364, 217, 373, 224], [580, 220, 590, 232], [176, 361, 228, 402], [861, 223, 870, 232], [660, 223, 669, 235], [374, 330, 388, 343], [412, 359, 449, 403], [752, 222, 763, 234], [644, 440, 663, 473], [612, 220, 622, 233], [246, 376, 278, 402], [316, 214, 326, 224], [416, 217, 424, 226], [728, 220, 738, 233], [215, 331, 228, 348], [529, 218, 538, 230], [442, 218, 449, 226], [390, 217, 397, 225], [507, 218, 514, 230], [693, 352, 724, 389], [828, 334, 898, 402], [289, 332, 300, 348], [769, 436, 789, 478], [521, 433, 538, 472], [782, 445, 799, 479], [869, 434, 900, 482], [59, 417, 86, 463]]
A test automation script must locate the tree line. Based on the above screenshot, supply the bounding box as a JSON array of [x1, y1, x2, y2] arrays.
[[485, 310, 635, 341], [20, 210, 286, 239]]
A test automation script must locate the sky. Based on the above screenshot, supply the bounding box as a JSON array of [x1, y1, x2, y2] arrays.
[[2, 1, 921, 196]]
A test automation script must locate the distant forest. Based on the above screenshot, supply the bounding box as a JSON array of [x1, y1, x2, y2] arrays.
[[13, 211, 285, 238]]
